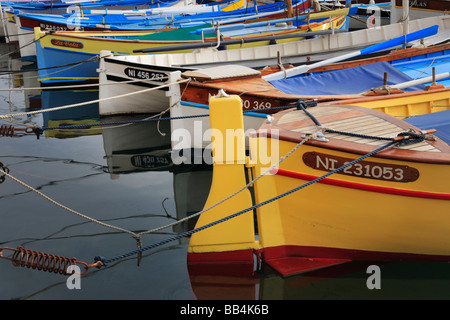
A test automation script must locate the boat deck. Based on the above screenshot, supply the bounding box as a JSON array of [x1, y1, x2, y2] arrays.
[[260, 104, 450, 163]]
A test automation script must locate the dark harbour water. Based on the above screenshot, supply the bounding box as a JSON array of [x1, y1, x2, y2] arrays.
[[1, 42, 450, 304]]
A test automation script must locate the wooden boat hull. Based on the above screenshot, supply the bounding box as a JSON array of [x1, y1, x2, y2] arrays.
[[4, 0, 183, 50], [98, 57, 187, 115], [251, 136, 450, 272], [178, 67, 450, 117], [187, 95, 450, 277]]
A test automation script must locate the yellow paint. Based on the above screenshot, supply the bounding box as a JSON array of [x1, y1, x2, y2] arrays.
[[188, 95, 259, 254], [33, 27, 155, 41], [221, 0, 246, 11], [45, 119, 102, 138], [345, 89, 450, 119]]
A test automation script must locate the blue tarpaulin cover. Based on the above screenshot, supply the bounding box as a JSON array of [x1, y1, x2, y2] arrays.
[[404, 110, 450, 145], [269, 61, 426, 95]]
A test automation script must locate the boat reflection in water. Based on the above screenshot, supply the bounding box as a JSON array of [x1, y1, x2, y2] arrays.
[[100, 111, 214, 235], [40, 89, 102, 139], [38, 88, 213, 235]]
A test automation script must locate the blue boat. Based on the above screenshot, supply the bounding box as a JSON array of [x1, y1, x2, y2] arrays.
[[14, 0, 309, 59], [35, 2, 352, 85], [15, 0, 302, 32], [2, 0, 178, 12]]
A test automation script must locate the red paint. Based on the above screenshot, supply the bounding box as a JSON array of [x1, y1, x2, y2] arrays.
[[187, 245, 450, 277], [273, 168, 450, 200]]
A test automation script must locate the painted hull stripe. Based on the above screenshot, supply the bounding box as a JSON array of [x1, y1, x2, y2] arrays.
[[274, 168, 450, 200]]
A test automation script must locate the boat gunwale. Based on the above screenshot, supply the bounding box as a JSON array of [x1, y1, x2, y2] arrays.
[[36, 15, 347, 44], [103, 56, 194, 72]]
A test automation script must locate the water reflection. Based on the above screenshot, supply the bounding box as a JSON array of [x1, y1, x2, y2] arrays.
[[38, 87, 213, 235], [2, 55, 450, 300], [100, 109, 212, 236], [41, 89, 101, 139]]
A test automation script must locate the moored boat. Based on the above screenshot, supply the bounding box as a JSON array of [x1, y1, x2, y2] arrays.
[[1, 0, 183, 44], [99, 26, 450, 153], [97, 22, 445, 117], [186, 93, 450, 277], [15, 0, 309, 59], [36, 6, 347, 84]]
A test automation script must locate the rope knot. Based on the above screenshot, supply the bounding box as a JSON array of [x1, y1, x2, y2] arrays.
[[394, 130, 426, 145], [94, 256, 107, 267]]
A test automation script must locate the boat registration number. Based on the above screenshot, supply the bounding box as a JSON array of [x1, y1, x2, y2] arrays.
[[303, 152, 419, 182], [124, 68, 167, 82], [131, 154, 171, 169]]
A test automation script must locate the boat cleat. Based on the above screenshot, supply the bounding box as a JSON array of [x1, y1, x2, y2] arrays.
[[301, 130, 328, 142]]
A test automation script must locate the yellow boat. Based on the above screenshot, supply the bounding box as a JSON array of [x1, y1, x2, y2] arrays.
[[187, 94, 450, 277]]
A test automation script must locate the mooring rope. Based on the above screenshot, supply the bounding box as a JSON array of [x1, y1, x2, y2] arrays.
[[0, 98, 429, 273], [36, 104, 294, 131], [0, 76, 165, 91], [94, 134, 420, 267], [0, 111, 310, 243], [137, 128, 317, 238], [0, 78, 191, 120], [0, 166, 141, 238]]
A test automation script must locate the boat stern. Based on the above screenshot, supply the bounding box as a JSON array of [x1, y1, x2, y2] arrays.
[[187, 94, 259, 267]]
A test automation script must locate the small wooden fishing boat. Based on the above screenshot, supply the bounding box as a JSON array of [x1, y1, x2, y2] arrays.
[[179, 27, 450, 112], [186, 93, 450, 277], [1, 0, 182, 44], [15, 0, 308, 59], [37, 5, 348, 84], [2, 0, 172, 12]]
